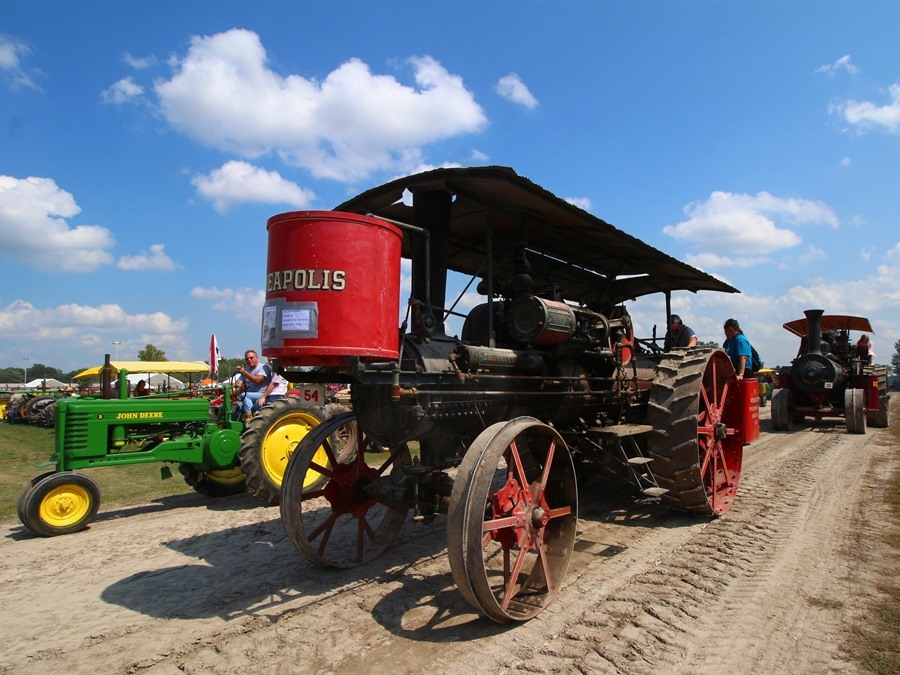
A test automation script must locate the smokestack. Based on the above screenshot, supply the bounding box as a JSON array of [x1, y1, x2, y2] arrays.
[[805, 309, 824, 355], [411, 187, 452, 337]]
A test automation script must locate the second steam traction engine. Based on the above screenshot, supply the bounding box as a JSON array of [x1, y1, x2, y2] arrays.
[[260, 166, 758, 622]]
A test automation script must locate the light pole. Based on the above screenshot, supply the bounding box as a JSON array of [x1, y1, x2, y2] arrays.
[[112, 340, 123, 360], [23, 357, 30, 386]]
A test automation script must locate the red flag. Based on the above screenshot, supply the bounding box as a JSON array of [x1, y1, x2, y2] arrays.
[[209, 334, 222, 375]]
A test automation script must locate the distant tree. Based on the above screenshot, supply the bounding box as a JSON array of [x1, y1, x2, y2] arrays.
[[138, 344, 167, 361], [891, 338, 900, 377], [27, 363, 66, 381], [219, 357, 243, 379], [0, 367, 26, 383]]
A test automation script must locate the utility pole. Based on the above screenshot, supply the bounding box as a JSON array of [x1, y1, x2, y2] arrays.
[[112, 340, 123, 360]]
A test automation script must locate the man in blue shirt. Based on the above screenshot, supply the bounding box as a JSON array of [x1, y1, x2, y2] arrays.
[[235, 349, 272, 420], [722, 318, 753, 379], [664, 314, 698, 351]]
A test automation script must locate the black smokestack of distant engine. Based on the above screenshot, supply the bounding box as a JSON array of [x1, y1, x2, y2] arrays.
[[805, 309, 824, 355], [411, 187, 451, 337]]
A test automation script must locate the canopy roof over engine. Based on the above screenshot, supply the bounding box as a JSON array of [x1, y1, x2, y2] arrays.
[[335, 166, 738, 306], [783, 315, 874, 337]]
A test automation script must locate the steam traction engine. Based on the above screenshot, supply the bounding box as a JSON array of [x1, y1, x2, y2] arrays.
[[262, 167, 758, 622], [772, 309, 890, 434]]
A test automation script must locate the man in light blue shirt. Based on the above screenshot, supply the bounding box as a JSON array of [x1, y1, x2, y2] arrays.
[[235, 349, 272, 419]]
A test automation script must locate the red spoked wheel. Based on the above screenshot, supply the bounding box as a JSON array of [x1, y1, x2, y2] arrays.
[[447, 417, 578, 622], [280, 412, 410, 568], [648, 348, 743, 516]]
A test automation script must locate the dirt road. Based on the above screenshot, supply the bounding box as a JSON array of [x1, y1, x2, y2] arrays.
[[1, 397, 896, 674]]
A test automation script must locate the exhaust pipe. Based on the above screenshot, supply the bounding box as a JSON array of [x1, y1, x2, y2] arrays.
[[805, 309, 824, 355]]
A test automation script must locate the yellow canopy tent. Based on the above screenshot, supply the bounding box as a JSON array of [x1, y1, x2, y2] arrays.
[[73, 361, 210, 379]]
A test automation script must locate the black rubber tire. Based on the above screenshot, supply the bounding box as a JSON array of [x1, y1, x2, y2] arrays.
[[238, 399, 331, 504], [646, 348, 743, 516], [25, 397, 56, 424], [17, 471, 56, 527], [37, 400, 58, 428], [178, 463, 246, 497], [20, 396, 47, 423], [20, 471, 101, 537], [844, 388, 866, 435], [867, 366, 890, 428], [771, 388, 792, 431]]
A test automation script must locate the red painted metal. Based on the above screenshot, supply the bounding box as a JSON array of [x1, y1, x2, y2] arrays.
[[697, 351, 744, 515], [739, 378, 760, 444], [265, 211, 402, 366]]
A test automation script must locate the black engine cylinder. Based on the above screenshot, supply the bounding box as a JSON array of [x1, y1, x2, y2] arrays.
[[792, 352, 846, 394]]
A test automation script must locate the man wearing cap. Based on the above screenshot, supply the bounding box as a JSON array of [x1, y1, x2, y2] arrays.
[[664, 314, 698, 351]]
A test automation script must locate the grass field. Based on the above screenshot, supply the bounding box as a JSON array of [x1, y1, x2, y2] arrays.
[[0, 422, 194, 524]]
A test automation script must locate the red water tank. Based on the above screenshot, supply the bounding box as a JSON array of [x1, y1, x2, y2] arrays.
[[739, 378, 760, 444], [262, 211, 403, 367]]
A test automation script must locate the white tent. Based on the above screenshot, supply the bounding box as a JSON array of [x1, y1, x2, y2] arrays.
[[25, 378, 69, 389], [121, 373, 185, 390]]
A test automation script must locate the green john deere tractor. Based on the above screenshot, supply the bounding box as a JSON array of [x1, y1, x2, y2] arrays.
[[17, 365, 350, 536]]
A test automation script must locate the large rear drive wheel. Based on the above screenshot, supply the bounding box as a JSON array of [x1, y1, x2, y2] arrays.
[[178, 464, 246, 497], [239, 400, 356, 504], [867, 366, 890, 428], [447, 418, 577, 623], [281, 413, 409, 568], [844, 388, 866, 434], [647, 348, 744, 516], [19, 472, 101, 536]]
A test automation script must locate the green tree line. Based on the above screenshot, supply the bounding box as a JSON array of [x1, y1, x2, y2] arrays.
[[0, 343, 246, 385]]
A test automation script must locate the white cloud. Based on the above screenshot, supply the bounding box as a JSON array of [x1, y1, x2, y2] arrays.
[[797, 244, 826, 264], [0, 34, 41, 91], [815, 54, 859, 77], [840, 156, 852, 167], [830, 83, 900, 134], [191, 286, 265, 325], [664, 190, 839, 255], [564, 196, 592, 211], [633, 242, 900, 367], [101, 76, 144, 104], [495, 73, 539, 109], [123, 51, 156, 69], [886, 242, 900, 263], [153, 29, 487, 181], [0, 175, 115, 271], [685, 252, 769, 269], [117, 244, 179, 271], [191, 160, 316, 213], [0, 299, 189, 360]]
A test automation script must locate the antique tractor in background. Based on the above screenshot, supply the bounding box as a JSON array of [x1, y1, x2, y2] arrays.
[[772, 309, 890, 433], [16, 362, 336, 537], [261, 166, 760, 622]]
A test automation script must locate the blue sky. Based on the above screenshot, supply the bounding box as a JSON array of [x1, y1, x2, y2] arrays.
[[2, 1, 899, 374]]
